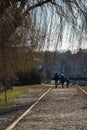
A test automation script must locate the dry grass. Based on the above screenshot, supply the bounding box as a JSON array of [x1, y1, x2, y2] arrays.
[[81, 86, 87, 93]]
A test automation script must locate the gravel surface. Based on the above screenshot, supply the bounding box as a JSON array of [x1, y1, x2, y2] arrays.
[[13, 87, 87, 130], [0, 88, 47, 130]]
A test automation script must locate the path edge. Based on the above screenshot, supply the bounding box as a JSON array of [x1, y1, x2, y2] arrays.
[[76, 85, 87, 97], [5, 87, 52, 130]]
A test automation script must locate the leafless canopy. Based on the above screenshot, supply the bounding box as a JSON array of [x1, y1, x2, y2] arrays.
[[0, 0, 87, 73], [0, 0, 87, 48]]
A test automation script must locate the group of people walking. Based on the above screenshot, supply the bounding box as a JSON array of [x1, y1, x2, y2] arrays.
[[54, 72, 69, 88]]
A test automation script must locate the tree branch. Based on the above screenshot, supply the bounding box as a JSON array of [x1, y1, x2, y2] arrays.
[[24, 0, 52, 16]]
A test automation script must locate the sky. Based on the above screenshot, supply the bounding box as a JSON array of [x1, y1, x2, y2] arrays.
[[28, 0, 87, 53]]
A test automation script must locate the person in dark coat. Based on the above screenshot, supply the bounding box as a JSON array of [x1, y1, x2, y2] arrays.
[[66, 78, 69, 88], [54, 72, 59, 88], [60, 73, 65, 88]]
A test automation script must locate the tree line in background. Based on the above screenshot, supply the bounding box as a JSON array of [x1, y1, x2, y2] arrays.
[[0, 47, 86, 102], [42, 48, 87, 77]]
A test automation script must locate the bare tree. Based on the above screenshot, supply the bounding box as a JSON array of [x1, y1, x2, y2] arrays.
[[1, 0, 87, 49], [0, 0, 87, 75]]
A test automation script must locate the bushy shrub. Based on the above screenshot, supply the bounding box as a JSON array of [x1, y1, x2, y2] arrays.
[[17, 69, 41, 85]]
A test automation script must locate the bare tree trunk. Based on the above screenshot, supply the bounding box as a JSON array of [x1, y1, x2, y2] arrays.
[[4, 89, 7, 103]]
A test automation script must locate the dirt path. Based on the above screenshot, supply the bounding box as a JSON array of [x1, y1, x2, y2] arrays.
[[0, 88, 48, 130], [13, 87, 87, 130]]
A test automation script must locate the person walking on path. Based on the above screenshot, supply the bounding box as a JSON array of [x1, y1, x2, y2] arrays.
[[66, 78, 69, 88], [60, 73, 65, 88], [54, 72, 59, 88]]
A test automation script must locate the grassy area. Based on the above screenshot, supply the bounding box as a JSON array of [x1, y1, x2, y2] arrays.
[[0, 84, 50, 107], [0, 86, 29, 107], [80, 86, 87, 93]]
